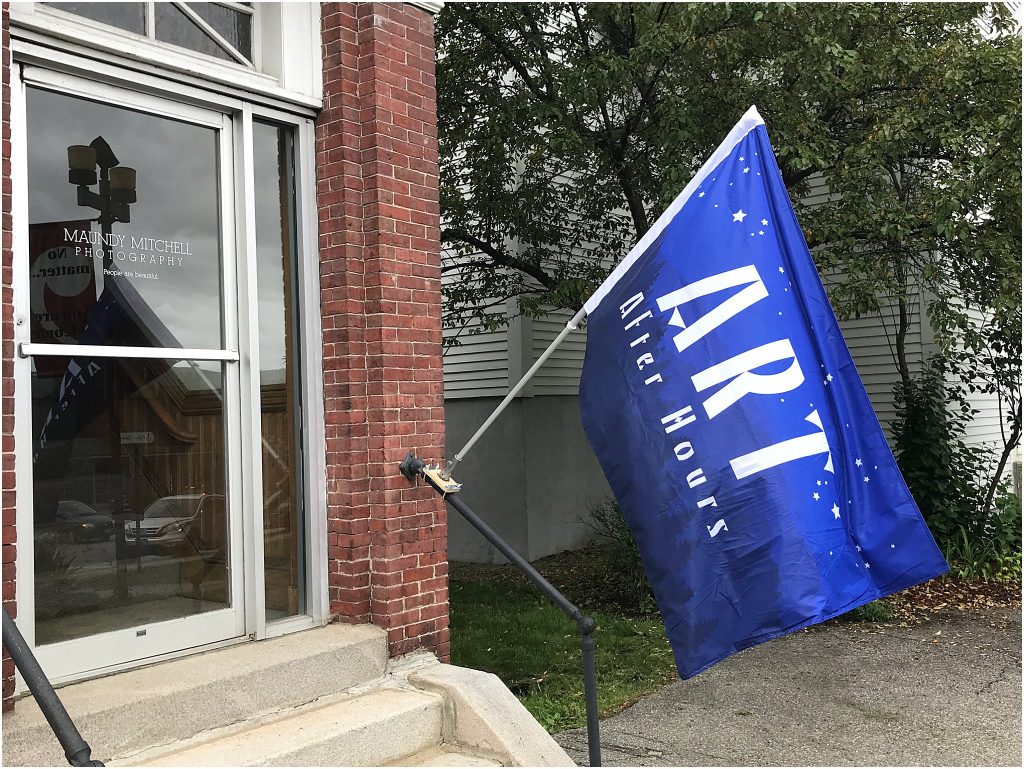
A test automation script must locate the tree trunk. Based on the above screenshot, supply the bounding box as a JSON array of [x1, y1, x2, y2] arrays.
[[616, 164, 650, 237], [981, 402, 1022, 517], [894, 293, 913, 394]]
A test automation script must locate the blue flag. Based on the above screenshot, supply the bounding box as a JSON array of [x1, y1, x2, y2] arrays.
[[578, 106, 948, 679]]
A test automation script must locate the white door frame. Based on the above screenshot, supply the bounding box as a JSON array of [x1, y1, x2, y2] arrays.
[[10, 60, 328, 687]]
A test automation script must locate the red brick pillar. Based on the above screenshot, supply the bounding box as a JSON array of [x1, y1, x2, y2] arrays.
[[1, 1, 16, 711], [317, 3, 448, 661]]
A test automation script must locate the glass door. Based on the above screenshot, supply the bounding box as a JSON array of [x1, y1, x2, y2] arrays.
[[18, 81, 246, 681]]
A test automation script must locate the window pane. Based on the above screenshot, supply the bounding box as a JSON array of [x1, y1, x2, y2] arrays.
[[43, 3, 147, 36], [186, 3, 253, 61], [33, 357, 230, 645], [154, 3, 232, 63], [254, 122, 304, 620], [26, 88, 225, 350]]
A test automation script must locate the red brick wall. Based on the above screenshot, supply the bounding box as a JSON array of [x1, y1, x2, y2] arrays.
[[2, 1, 15, 712], [317, 3, 449, 661]]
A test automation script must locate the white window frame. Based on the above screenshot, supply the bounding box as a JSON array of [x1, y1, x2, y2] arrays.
[[9, 2, 322, 110], [35, 1, 260, 68], [10, 42, 328, 686]]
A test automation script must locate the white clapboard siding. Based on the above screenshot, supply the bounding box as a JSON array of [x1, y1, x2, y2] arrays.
[[443, 322, 510, 398], [796, 173, 836, 208], [529, 309, 588, 396], [963, 386, 1010, 446], [441, 243, 512, 398], [949, 306, 1016, 450]]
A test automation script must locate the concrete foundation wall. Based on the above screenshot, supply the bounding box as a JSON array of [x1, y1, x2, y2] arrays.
[[445, 396, 612, 563]]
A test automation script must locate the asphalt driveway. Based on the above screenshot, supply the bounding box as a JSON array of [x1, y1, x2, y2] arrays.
[[556, 607, 1021, 766]]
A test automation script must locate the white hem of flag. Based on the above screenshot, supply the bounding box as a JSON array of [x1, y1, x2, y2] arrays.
[[582, 105, 765, 316]]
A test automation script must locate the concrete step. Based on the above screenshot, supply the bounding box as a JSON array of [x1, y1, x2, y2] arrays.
[[2, 623, 388, 767], [394, 747, 504, 766], [118, 687, 444, 767]]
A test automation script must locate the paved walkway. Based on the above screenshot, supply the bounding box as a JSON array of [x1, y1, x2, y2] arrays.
[[556, 607, 1021, 766]]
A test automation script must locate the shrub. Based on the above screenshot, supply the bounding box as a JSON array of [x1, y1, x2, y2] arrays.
[[943, 491, 1022, 582], [892, 357, 1022, 580], [582, 498, 657, 615]]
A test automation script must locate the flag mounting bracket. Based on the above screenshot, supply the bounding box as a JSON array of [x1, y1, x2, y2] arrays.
[[399, 451, 462, 494]]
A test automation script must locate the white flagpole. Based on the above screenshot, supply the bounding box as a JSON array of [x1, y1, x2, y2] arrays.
[[443, 106, 766, 477], [444, 304, 587, 477]]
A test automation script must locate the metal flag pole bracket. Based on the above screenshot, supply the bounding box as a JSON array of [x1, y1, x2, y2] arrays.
[[399, 451, 462, 494]]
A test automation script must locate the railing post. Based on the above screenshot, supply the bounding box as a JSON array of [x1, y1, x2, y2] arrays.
[[2, 607, 103, 766], [578, 616, 602, 767], [402, 456, 605, 767]]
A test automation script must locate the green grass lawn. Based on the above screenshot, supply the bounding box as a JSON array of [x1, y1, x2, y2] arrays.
[[449, 568, 677, 733]]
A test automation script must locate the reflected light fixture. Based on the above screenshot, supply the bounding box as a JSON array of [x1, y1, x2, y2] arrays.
[[67, 144, 97, 186], [110, 166, 137, 204]]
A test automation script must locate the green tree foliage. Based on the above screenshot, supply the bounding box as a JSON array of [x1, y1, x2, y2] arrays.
[[437, 1, 1021, 514]]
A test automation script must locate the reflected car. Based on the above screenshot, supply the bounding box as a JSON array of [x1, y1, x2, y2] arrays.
[[125, 494, 225, 556], [37, 500, 114, 543]]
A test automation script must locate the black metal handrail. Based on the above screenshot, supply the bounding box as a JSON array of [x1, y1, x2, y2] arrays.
[[2, 606, 103, 767], [401, 454, 602, 766]]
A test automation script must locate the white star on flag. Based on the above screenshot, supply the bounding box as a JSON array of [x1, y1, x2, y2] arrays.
[[816, 480, 822, 486], [758, 230, 765, 235], [864, 476, 870, 483], [855, 458, 863, 467], [891, 544, 896, 549], [761, 218, 768, 226], [743, 167, 750, 173], [812, 492, 820, 501], [698, 191, 705, 197], [778, 266, 784, 273], [864, 563, 871, 569], [826, 373, 834, 382], [855, 545, 862, 552], [733, 210, 747, 222], [832, 504, 841, 519]]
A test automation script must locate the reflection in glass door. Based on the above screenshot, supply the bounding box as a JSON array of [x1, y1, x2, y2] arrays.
[[23, 83, 244, 675], [31, 358, 231, 644], [254, 122, 304, 621]]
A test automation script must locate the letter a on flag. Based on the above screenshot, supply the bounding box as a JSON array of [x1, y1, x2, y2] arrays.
[[578, 106, 948, 679]]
